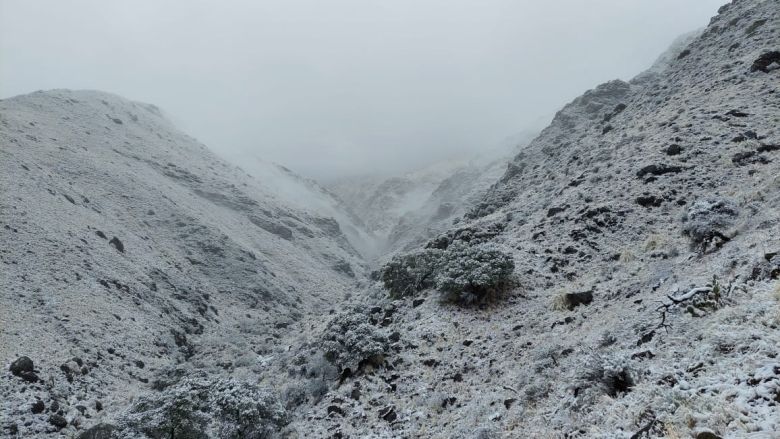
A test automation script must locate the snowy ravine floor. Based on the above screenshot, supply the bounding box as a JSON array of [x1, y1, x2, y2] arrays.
[[2, 0, 780, 438]]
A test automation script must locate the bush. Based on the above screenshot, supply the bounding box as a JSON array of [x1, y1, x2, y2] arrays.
[[320, 306, 388, 376], [117, 375, 288, 439], [381, 240, 515, 305], [434, 241, 515, 304], [681, 197, 739, 252], [381, 248, 443, 297]]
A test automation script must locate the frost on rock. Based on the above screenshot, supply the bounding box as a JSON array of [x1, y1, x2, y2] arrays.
[[320, 306, 389, 376], [115, 375, 288, 439], [681, 197, 739, 252]]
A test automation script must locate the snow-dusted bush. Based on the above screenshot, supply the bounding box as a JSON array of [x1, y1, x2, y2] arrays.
[[578, 355, 635, 399], [117, 375, 288, 439], [320, 306, 388, 376], [434, 241, 515, 304], [381, 239, 515, 304], [381, 248, 443, 297], [681, 197, 739, 252]]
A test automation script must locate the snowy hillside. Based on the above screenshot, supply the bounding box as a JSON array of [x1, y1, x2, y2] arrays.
[[280, 1, 780, 437], [0, 90, 367, 438], [2, 0, 780, 438]]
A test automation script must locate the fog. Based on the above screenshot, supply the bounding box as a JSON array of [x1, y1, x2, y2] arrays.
[[0, 0, 724, 180]]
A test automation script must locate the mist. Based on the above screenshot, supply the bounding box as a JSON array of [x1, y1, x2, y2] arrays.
[[0, 0, 724, 180]]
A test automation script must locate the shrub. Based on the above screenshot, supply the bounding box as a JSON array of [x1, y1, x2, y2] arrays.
[[434, 241, 515, 304], [118, 375, 288, 439], [381, 248, 443, 297], [381, 238, 516, 305], [681, 197, 739, 252], [320, 306, 388, 376]]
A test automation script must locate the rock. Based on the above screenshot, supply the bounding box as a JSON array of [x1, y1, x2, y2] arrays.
[[77, 423, 117, 439], [378, 405, 397, 422], [326, 405, 345, 417], [503, 398, 516, 409], [636, 164, 685, 178], [750, 51, 780, 73], [664, 144, 683, 155], [48, 414, 68, 429], [94, 400, 103, 412], [412, 298, 425, 307], [50, 400, 60, 413], [95, 230, 106, 239], [462, 339, 473, 347], [563, 291, 593, 310], [696, 432, 722, 439], [31, 399, 45, 414], [9, 356, 34, 375], [134, 360, 145, 368], [350, 387, 361, 401], [108, 236, 124, 253]]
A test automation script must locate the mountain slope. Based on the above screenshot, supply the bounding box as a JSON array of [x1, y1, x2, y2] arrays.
[[0, 90, 366, 437], [284, 1, 780, 437]]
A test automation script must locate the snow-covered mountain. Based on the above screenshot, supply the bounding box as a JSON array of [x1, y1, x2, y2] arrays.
[[281, 1, 780, 437], [3, 0, 780, 438], [0, 89, 368, 437], [328, 129, 538, 258]]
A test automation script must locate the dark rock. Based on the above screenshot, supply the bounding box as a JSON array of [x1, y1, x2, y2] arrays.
[[563, 291, 593, 310], [636, 195, 663, 208], [50, 400, 60, 413], [677, 49, 691, 59], [758, 143, 780, 153], [503, 398, 516, 409], [636, 164, 684, 178], [378, 405, 397, 422], [696, 432, 722, 439], [95, 230, 107, 239], [750, 51, 780, 73], [350, 387, 361, 401], [63, 194, 76, 204], [327, 405, 345, 417], [412, 298, 425, 307], [77, 423, 117, 439], [9, 356, 34, 376], [134, 360, 145, 368], [726, 109, 749, 118], [462, 339, 473, 347], [388, 331, 401, 343], [94, 401, 103, 412], [664, 144, 682, 155], [108, 236, 124, 253], [31, 400, 45, 414], [48, 414, 67, 429], [630, 350, 655, 360], [547, 206, 567, 217]]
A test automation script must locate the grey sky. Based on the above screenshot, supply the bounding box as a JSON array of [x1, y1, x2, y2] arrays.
[[0, 0, 724, 180]]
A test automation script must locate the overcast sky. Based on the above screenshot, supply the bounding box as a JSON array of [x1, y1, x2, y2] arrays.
[[0, 0, 724, 180]]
